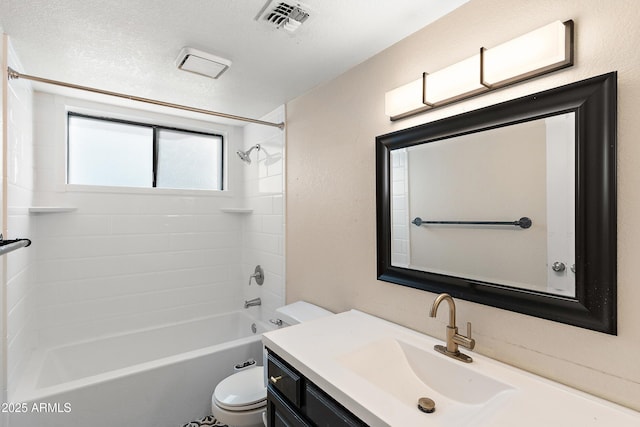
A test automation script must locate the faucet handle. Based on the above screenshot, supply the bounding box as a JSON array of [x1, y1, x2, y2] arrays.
[[248, 265, 264, 286], [466, 322, 476, 350]]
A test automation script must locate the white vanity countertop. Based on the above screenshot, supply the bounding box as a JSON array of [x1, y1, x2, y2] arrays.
[[262, 310, 640, 427]]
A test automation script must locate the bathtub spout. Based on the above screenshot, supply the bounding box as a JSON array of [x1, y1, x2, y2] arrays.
[[244, 298, 261, 308]]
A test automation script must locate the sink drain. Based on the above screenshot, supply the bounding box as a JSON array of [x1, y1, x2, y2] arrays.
[[417, 397, 436, 414]]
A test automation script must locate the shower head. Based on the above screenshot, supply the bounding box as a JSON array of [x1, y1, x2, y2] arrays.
[[236, 144, 261, 164], [236, 150, 251, 163]]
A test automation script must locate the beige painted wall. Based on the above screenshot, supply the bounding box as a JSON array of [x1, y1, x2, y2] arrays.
[[286, 0, 640, 411]]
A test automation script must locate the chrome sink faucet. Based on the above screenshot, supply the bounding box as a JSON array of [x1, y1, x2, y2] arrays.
[[429, 293, 475, 363]]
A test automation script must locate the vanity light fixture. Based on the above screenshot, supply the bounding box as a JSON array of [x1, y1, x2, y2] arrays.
[[386, 20, 574, 120], [384, 78, 424, 118], [481, 20, 573, 87], [423, 53, 485, 106]]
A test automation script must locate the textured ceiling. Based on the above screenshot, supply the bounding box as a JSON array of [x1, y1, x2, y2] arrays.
[[0, 0, 469, 122]]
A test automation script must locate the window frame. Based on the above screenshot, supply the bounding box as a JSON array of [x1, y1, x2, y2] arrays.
[[66, 111, 225, 191]]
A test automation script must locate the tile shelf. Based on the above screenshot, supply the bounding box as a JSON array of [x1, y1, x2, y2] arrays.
[[220, 208, 253, 214], [28, 207, 78, 213]]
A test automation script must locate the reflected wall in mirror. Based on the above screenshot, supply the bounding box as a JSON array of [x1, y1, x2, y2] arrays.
[[376, 72, 617, 334], [390, 113, 575, 297]]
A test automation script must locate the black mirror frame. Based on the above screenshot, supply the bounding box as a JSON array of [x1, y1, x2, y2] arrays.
[[376, 72, 617, 334]]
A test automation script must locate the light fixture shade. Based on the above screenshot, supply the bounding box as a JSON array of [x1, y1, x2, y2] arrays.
[[384, 20, 574, 120], [482, 21, 572, 87], [176, 47, 232, 79], [424, 54, 486, 105], [384, 78, 426, 118]]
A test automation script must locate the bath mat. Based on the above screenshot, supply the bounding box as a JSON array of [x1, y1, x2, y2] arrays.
[[180, 415, 227, 427]]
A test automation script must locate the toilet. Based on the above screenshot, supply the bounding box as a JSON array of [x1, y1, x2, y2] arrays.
[[211, 301, 333, 427]]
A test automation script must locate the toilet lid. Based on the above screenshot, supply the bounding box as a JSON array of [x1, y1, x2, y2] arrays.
[[214, 366, 266, 410]]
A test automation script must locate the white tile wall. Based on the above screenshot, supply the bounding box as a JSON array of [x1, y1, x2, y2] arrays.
[[241, 106, 286, 322], [30, 92, 251, 347], [391, 149, 410, 267], [31, 201, 248, 345], [4, 38, 37, 399]]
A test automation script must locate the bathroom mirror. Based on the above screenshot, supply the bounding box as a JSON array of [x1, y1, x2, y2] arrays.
[[376, 72, 617, 334]]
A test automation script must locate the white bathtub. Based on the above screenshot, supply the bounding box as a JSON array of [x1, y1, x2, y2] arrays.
[[9, 310, 271, 427]]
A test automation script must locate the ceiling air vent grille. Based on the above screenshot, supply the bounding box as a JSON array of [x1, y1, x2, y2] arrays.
[[256, 1, 310, 33]]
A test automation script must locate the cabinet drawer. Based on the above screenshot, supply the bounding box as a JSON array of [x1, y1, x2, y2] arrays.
[[268, 353, 303, 408], [306, 382, 367, 427]]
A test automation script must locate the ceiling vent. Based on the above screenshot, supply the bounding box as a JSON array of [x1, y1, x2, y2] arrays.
[[255, 1, 310, 33], [175, 47, 231, 79]]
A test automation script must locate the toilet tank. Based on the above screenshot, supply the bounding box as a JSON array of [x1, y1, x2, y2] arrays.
[[275, 301, 333, 326]]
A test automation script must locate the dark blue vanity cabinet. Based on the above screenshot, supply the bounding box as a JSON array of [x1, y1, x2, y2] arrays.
[[266, 349, 368, 427]]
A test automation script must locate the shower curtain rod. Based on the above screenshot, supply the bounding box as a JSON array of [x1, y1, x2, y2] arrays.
[[6, 67, 285, 130]]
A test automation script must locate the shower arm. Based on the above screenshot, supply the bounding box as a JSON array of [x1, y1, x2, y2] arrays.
[[244, 144, 261, 158]]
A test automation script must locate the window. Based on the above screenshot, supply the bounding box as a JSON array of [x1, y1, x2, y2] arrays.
[[67, 113, 224, 190], [156, 129, 222, 190]]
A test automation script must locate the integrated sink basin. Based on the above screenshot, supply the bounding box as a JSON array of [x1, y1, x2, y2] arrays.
[[338, 337, 514, 424], [338, 337, 514, 405]]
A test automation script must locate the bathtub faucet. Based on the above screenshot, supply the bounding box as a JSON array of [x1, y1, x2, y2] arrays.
[[244, 298, 261, 309]]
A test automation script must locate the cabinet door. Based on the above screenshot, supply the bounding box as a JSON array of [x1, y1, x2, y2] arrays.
[[306, 383, 368, 427], [267, 387, 312, 427]]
